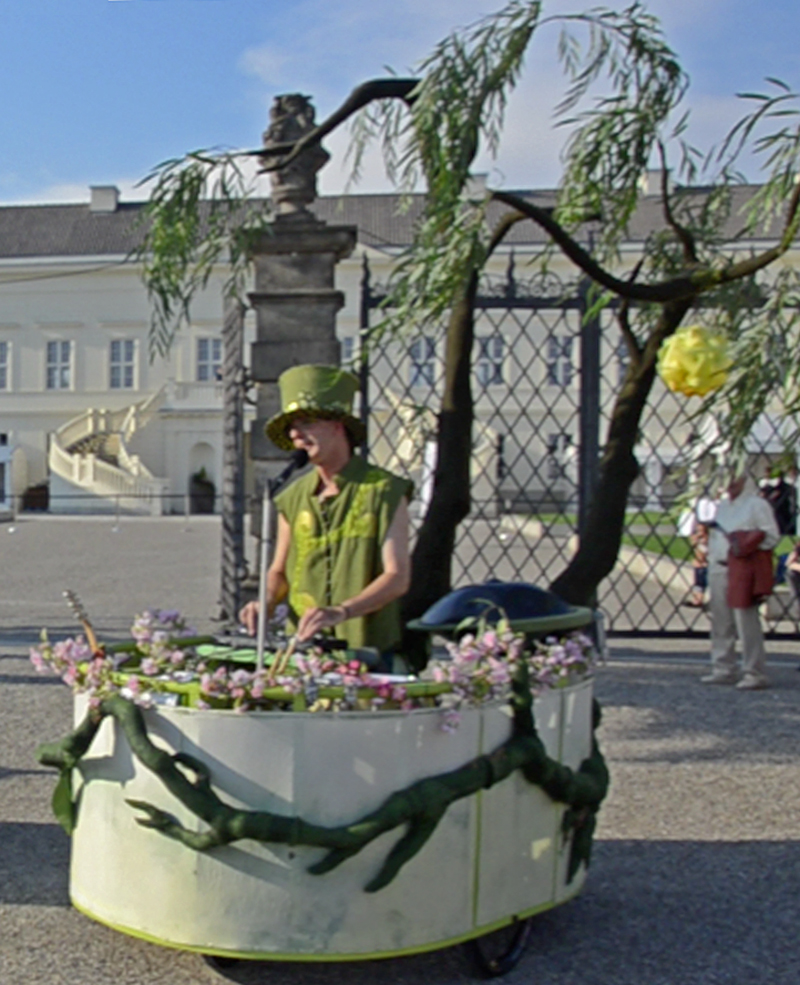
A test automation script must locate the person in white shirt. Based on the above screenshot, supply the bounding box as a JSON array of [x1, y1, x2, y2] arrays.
[[703, 473, 780, 689]]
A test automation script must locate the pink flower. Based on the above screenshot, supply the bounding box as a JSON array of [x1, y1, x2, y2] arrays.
[[61, 665, 79, 688]]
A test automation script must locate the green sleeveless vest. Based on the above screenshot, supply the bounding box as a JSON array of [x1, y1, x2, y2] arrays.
[[275, 456, 413, 651]]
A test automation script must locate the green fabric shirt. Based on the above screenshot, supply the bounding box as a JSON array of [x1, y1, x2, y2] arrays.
[[274, 456, 413, 651]]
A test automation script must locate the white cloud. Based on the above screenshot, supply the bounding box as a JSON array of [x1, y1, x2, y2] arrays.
[[238, 43, 292, 87], [2, 182, 92, 205], [0, 174, 155, 206]]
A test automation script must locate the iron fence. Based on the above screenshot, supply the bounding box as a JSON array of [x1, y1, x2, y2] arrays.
[[356, 256, 800, 638]]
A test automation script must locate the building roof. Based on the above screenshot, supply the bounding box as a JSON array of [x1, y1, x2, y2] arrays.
[[0, 184, 788, 260]]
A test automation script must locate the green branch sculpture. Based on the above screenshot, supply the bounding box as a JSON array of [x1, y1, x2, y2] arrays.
[[37, 667, 608, 893]]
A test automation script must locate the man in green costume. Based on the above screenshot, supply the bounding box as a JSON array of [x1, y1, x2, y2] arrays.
[[240, 364, 413, 658]]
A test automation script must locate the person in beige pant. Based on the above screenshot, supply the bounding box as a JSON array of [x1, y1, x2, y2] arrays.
[[703, 474, 779, 690]]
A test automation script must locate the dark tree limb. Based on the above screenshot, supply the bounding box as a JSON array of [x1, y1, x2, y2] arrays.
[[36, 670, 608, 893], [550, 298, 693, 605], [402, 211, 528, 654], [492, 190, 800, 303], [657, 141, 697, 264], [251, 78, 420, 172], [616, 260, 645, 363]]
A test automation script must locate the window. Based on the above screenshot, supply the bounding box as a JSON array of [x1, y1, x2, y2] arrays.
[[46, 340, 71, 390], [476, 334, 504, 386], [0, 341, 8, 390], [546, 335, 573, 387], [197, 337, 222, 382], [409, 336, 436, 387], [110, 339, 135, 389]]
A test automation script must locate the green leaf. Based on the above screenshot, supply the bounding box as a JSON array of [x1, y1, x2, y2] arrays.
[[52, 769, 76, 835]]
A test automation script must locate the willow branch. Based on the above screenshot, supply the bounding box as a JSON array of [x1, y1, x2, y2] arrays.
[[487, 208, 529, 256], [492, 189, 800, 302], [658, 141, 697, 263], [617, 260, 645, 363]]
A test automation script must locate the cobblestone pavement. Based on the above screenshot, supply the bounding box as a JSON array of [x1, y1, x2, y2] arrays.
[[2, 517, 799, 984]]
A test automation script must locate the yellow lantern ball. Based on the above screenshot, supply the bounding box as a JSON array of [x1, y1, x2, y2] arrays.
[[656, 324, 731, 398]]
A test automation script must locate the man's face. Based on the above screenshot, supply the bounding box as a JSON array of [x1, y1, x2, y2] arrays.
[[287, 416, 344, 463], [727, 475, 746, 500]]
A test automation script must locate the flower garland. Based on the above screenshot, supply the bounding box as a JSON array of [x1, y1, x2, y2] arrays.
[[30, 609, 598, 726], [428, 621, 596, 731]]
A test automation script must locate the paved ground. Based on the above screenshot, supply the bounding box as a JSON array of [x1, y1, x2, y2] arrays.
[[2, 516, 800, 984]]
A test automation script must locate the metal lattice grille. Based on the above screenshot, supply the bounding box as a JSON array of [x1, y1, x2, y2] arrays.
[[358, 263, 800, 637]]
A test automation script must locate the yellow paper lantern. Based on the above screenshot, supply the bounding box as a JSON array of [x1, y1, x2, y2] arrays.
[[656, 324, 731, 398]]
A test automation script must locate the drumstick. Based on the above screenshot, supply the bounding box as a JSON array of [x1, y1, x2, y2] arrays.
[[63, 589, 101, 656]]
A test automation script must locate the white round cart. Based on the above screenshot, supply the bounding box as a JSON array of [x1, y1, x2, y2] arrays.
[[69, 677, 595, 968]]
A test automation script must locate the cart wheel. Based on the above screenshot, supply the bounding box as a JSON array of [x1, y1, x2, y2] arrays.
[[203, 954, 241, 972], [464, 917, 534, 978]]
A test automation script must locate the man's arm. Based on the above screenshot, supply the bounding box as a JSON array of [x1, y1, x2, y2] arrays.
[[296, 497, 411, 641], [754, 496, 781, 551], [239, 514, 291, 635]]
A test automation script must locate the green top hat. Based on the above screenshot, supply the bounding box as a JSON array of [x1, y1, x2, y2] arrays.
[[266, 364, 366, 452]]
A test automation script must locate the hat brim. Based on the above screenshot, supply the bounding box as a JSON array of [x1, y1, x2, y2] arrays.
[[265, 409, 366, 452]]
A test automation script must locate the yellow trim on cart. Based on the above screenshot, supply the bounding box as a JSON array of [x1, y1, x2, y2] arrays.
[[71, 887, 583, 963]]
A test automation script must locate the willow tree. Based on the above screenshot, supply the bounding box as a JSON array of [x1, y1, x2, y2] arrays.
[[136, 1, 800, 625]]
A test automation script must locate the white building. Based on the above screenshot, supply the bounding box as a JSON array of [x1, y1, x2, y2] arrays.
[[0, 186, 253, 514], [0, 180, 793, 515]]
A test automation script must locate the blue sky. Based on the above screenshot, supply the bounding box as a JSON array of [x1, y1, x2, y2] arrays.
[[1, 0, 798, 203]]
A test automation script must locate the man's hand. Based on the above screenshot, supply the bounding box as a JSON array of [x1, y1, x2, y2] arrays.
[[296, 605, 347, 641], [238, 601, 260, 636]]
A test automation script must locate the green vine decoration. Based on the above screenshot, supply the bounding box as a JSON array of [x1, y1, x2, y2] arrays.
[[37, 668, 608, 892]]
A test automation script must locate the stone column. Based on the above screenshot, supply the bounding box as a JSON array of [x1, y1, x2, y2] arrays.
[[248, 94, 357, 466]]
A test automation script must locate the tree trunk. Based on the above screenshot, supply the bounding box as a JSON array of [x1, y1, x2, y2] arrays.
[[402, 276, 478, 632], [550, 299, 693, 606]]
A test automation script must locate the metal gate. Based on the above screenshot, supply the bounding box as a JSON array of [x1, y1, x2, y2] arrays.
[[356, 257, 800, 638]]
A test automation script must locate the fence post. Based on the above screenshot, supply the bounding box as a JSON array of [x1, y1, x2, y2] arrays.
[[219, 297, 246, 623], [358, 254, 371, 458], [578, 279, 601, 542]]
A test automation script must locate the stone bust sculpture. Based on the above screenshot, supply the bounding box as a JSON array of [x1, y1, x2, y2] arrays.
[[262, 94, 329, 218]]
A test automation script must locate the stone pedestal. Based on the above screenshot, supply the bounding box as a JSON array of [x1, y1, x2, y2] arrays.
[[241, 94, 358, 588], [248, 93, 358, 470], [247, 219, 357, 462]]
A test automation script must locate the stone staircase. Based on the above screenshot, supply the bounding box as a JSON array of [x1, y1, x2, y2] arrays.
[[48, 389, 169, 515], [66, 432, 119, 466]]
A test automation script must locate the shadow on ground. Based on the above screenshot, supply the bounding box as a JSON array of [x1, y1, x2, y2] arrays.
[[116, 840, 800, 985], [0, 821, 70, 907]]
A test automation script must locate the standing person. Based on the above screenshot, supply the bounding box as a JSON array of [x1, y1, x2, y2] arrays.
[[239, 365, 413, 662], [785, 538, 800, 613], [762, 470, 795, 535], [702, 473, 779, 689], [787, 466, 800, 536], [683, 522, 709, 608]]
